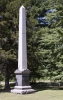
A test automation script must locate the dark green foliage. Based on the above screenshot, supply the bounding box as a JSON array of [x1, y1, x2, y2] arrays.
[[37, 0, 63, 81], [0, 0, 43, 86], [1, 0, 63, 87]]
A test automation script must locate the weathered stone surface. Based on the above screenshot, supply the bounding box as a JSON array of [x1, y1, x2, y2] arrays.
[[14, 69, 30, 74], [11, 5, 35, 94], [18, 5, 27, 71], [11, 88, 35, 94]]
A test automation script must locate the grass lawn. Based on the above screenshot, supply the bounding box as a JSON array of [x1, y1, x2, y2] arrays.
[[0, 89, 63, 100], [0, 82, 63, 100]]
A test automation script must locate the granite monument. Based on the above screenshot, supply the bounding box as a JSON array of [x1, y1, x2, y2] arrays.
[[11, 5, 35, 94]]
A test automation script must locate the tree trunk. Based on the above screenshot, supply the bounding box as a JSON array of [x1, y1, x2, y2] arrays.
[[4, 66, 10, 90]]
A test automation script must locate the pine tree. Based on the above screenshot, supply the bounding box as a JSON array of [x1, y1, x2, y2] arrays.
[[37, 0, 63, 81], [0, 0, 44, 88]]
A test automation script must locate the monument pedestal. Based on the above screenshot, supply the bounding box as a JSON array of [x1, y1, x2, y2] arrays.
[[11, 69, 35, 94], [11, 6, 35, 94]]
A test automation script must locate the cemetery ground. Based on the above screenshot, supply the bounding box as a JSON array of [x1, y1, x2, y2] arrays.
[[0, 81, 63, 100]]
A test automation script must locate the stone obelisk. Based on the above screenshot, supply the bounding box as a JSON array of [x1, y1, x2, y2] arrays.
[[11, 5, 35, 94]]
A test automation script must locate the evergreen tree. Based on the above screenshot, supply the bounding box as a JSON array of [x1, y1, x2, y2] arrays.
[[0, 0, 43, 88], [0, 0, 19, 89], [37, 0, 63, 81], [1, 0, 63, 87]]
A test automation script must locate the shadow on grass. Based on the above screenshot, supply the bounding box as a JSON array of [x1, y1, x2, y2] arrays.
[[0, 83, 15, 93], [30, 82, 63, 92], [0, 89, 10, 93], [0, 82, 63, 93]]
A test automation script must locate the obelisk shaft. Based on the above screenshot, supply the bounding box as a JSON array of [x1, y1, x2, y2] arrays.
[[11, 5, 35, 94], [18, 5, 27, 71]]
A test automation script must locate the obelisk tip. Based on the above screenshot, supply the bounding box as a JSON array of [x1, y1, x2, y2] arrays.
[[22, 5, 24, 7], [20, 5, 25, 9]]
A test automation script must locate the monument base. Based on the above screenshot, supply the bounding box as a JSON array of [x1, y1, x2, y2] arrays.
[[11, 69, 35, 94], [11, 86, 35, 94]]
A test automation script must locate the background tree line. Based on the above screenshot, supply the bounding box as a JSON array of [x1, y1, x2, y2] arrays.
[[0, 0, 63, 89]]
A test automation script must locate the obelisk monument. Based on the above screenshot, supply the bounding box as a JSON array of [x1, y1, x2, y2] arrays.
[[18, 5, 27, 71], [11, 5, 35, 94]]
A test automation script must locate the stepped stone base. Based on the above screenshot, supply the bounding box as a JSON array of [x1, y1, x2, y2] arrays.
[[11, 87, 35, 94], [11, 69, 35, 94]]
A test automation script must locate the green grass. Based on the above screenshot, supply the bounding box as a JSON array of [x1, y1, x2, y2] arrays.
[[0, 90, 63, 100], [0, 82, 63, 100]]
